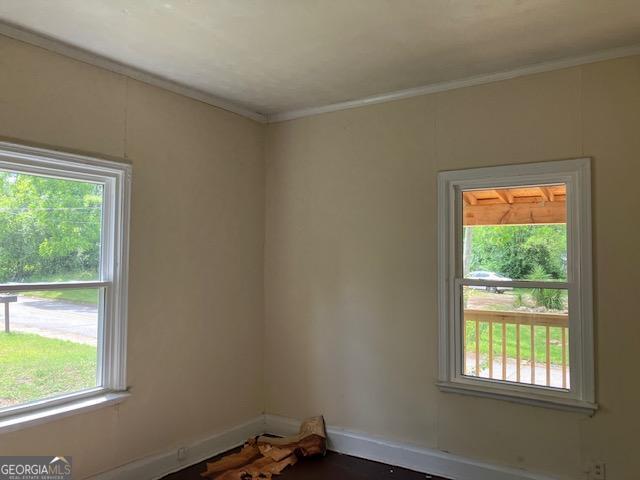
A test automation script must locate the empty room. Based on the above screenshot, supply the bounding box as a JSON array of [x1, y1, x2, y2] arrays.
[[0, 1, 639, 479]]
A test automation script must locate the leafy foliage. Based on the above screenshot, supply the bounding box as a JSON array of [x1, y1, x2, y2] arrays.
[[0, 172, 102, 283], [465, 224, 567, 280], [527, 265, 564, 310]]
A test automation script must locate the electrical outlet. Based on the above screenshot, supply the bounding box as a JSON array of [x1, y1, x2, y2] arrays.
[[177, 447, 188, 462], [590, 461, 606, 480]]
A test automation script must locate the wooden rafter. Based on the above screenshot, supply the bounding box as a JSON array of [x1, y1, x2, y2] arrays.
[[463, 192, 478, 205], [463, 184, 566, 226], [494, 189, 514, 204], [538, 186, 554, 202]]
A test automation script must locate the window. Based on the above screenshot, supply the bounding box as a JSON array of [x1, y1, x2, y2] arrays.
[[437, 159, 595, 412], [0, 142, 130, 426]]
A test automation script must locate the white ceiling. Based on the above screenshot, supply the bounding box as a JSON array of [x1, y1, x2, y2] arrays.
[[1, 0, 640, 119]]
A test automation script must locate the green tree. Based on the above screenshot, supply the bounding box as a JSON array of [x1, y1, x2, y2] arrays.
[[466, 224, 567, 280], [0, 171, 102, 282]]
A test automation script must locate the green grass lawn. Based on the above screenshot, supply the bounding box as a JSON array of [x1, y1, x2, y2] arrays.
[[28, 288, 98, 305], [20, 271, 99, 305], [0, 332, 97, 407], [465, 321, 568, 365]]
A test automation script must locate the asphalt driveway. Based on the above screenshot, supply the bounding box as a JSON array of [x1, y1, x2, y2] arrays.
[[2, 295, 98, 346]]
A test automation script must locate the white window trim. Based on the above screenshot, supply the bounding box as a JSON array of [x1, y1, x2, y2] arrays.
[[437, 158, 596, 414], [0, 141, 131, 429]]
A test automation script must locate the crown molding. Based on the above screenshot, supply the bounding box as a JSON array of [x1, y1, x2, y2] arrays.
[[268, 42, 640, 123], [0, 21, 267, 123], [2, 19, 639, 126]]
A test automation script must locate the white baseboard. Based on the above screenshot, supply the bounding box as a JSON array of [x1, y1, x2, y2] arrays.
[[89, 413, 559, 480], [88, 415, 265, 480], [264, 414, 559, 480]]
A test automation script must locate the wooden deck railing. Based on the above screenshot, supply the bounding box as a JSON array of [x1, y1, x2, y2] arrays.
[[464, 309, 569, 388]]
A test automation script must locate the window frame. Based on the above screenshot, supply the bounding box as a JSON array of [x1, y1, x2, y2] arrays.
[[437, 158, 596, 413], [0, 141, 131, 423]]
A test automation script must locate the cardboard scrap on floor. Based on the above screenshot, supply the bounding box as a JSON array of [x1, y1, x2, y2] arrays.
[[201, 416, 327, 479]]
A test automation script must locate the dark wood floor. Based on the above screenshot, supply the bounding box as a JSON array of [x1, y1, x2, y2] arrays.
[[163, 447, 447, 480]]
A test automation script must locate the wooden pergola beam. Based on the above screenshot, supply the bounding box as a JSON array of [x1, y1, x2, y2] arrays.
[[464, 201, 566, 226]]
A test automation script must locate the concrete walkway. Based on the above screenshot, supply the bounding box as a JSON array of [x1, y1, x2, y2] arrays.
[[2, 295, 98, 346]]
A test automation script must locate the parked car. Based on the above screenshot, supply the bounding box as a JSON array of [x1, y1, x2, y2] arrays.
[[467, 271, 513, 293]]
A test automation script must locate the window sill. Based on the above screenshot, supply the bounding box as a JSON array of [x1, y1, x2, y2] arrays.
[[0, 391, 130, 434], [436, 381, 597, 415]]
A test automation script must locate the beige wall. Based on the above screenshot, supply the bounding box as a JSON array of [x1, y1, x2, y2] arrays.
[[264, 56, 640, 479], [2, 28, 640, 480], [0, 35, 265, 478]]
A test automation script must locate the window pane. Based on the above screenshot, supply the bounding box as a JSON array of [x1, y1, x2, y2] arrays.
[[0, 171, 103, 283], [462, 185, 567, 281], [462, 286, 569, 389], [0, 288, 99, 409]]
